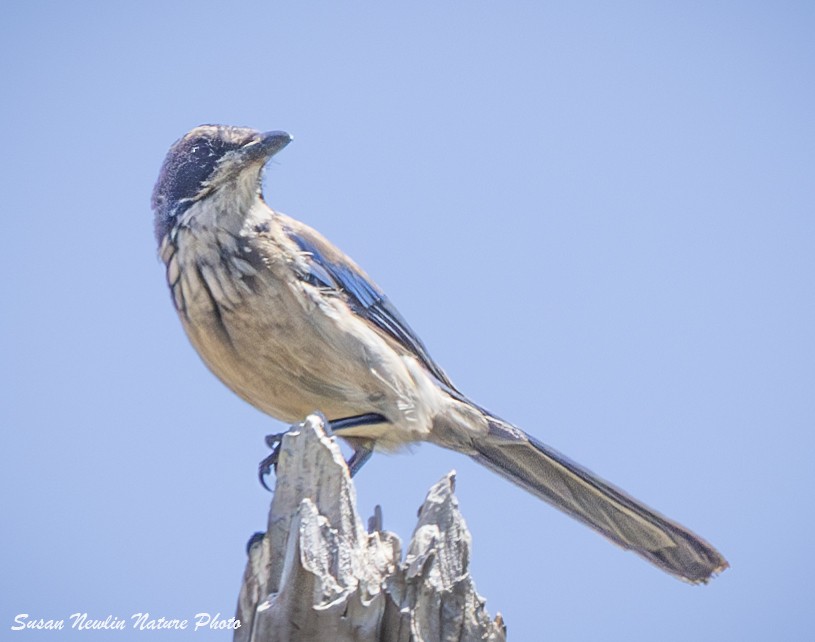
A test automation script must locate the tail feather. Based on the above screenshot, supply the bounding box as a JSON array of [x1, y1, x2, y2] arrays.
[[470, 416, 728, 583]]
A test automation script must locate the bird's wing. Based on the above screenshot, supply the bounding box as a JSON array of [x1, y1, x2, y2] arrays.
[[280, 217, 456, 390]]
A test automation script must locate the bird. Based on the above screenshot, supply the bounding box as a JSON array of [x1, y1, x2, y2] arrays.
[[152, 124, 728, 584]]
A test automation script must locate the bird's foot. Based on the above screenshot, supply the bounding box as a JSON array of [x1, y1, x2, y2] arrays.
[[257, 414, 387, 491], [258, 431, 287, 491]]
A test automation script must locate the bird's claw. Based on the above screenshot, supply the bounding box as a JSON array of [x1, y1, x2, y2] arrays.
[[257, 418, 382, 490], [264, 431, 287, 449], [258, 433, 285, 491]]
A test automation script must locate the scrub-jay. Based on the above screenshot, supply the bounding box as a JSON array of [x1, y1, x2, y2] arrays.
[[152, 124, 727, 583]]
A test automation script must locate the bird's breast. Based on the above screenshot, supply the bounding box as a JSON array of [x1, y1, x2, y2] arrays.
[[152, 155, 447, 449], [160, 226, 436, 440]]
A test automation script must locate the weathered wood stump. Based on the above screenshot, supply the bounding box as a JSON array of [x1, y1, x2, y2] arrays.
[[235, 414, 507, 642]]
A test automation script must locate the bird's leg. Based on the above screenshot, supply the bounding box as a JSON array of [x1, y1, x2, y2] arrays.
[[344, 439, 374, 477], [258, 431, 287, 491], [258, 414, 387, 490], [326, 413, 385, 477]]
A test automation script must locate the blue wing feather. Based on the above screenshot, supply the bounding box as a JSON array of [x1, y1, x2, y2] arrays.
[[283, 223, 456, 390]]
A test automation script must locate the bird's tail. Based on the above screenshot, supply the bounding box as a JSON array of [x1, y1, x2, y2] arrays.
[[445, 407, 728, 583]]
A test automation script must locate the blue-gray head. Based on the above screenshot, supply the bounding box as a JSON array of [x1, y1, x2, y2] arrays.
[[151, 125, 292, 243]]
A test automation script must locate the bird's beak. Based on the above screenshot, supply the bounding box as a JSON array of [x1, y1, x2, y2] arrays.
[[240, 130, 293, 164]]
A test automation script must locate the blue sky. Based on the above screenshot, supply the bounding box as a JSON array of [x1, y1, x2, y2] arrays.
[[2, 2, 813, 640]]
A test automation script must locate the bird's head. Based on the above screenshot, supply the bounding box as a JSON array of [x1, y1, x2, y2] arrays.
[[151, 125, 292, 242]]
